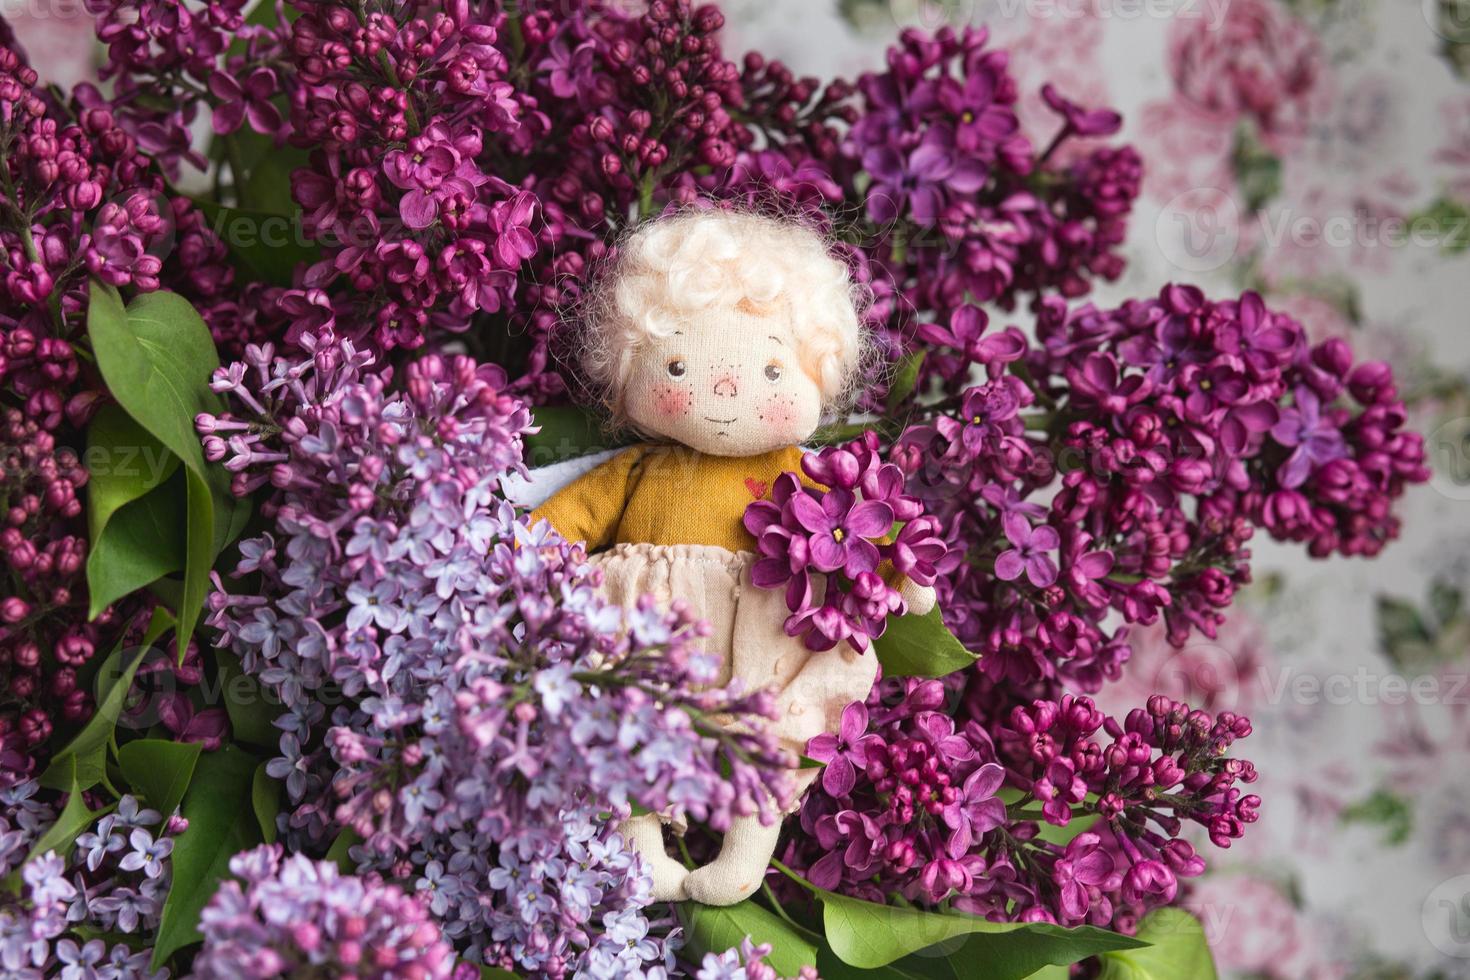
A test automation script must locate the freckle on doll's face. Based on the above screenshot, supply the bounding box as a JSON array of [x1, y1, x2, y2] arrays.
[[623, 302, 823, 456]]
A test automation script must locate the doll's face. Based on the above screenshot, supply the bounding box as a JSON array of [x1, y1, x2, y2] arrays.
[[624, 300, 824, 456]]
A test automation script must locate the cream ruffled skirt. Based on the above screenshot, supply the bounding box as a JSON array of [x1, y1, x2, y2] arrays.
[[590, 542, 878, 759]]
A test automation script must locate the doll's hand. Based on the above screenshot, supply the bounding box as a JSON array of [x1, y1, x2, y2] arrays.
[[899, 578, 937, 617]]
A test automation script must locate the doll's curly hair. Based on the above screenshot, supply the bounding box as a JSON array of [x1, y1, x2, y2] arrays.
[[576, 206, 874, 424]]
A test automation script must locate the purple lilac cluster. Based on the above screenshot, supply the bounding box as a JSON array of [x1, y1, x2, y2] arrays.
[[1, 788, 176, 979], [202, 331, 791, 974], [0, 411, 213, 783], [0, 39, 235, 414], [889, 286, 1428, 704], [745, 435, 953, 651], [85, 0, 283, 179], [193, 844, 453, 979], [837, 27, 1141, 358], [782, 682, 1255, 929]]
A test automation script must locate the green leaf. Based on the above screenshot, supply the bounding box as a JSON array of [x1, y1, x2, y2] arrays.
[[873, 606, 977, 679], [152, 746, 262, 968], [192, 197, 318, 286], [85, 404, 180, 538], [85, 406, 183, 616], [776, 863, 1144, 980], [1429, 579, 1465, 629], [117, 738, 202, 820], [1230, 123, 1282, 214], [325, 826, 362, 873], [86, 471, 188, 617], [251, 762, 281, 844], [464, 963, 519, 980], [1340, 787, 1413, 846], [87, 281, 244, 649], [886, 351, 927, 413], [1096, 908, 1215, 980], [40, 608, 175, 791], [681, 899, 819, 978], [215, 651, 282, 748], [522, 405, 622, 466], [1405, 196, 1470, 257], [3, 757, 114, 891]]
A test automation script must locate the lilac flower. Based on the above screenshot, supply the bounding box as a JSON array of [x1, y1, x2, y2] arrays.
[[117, 829, 171, 879], [942, 763, 1006, 858], [1052, 833, 1116, 925], [790, 489, 893, 577], [208, 68, 282, 135], [994, 514, 1060, 588], [864, 135, 988, 225], [805, 702, 874, 797], [1271, 385, 1348, 488]]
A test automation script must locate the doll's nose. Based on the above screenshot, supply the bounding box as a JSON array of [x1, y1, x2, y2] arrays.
[[712, 372, 739, 398]]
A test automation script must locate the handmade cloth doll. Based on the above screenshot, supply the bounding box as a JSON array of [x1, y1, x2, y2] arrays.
[[531, 209, 936, 906]]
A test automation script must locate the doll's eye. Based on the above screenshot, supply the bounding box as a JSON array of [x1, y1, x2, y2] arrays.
[[764, 363, 783, 383], [667, 359, 687, 378]]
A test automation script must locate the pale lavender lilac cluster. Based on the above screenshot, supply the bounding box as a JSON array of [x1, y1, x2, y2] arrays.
[[193, 844, 453, 979], [201, 331, 792, 975], [1, 788, 174, 979]]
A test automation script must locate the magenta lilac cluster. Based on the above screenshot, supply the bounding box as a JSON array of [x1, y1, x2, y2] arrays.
[[745, 434, 953, 651], [783, 680, 1256, 928]]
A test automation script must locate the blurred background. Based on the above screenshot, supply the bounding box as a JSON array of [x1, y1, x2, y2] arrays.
[[8, 0, 1470, 975]]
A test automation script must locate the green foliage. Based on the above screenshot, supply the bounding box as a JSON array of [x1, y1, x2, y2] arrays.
[[1406, 196, 1470, 256], [1230, 123, 1282, 214], [522, 405, 623, 466], [1096, 908, 1217, 980], [117, 738, 203, 822], [251, 762, 281, 845], [681, 899, 819, 977], [215, 650, 282, 748], [152, 746, 263, 968], [85, 406, 183, 615], [1341, 788, 1414, 846], [886, 350, 927, 412], [775, 862, 1146, 980], [873, 605, 977, 678], [39, 607, 175, 792], [87, 281, 248, 650]]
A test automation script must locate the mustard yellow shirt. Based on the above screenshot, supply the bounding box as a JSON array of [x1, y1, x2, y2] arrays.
[[531, 443, 810, 553]]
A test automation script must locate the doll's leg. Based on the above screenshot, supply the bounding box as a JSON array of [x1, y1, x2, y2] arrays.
[[681, 811, 782, 906], [617, 813, 690, 902]]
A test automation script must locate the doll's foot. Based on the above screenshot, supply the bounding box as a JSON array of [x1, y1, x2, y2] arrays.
[[682, 857, 765, 906], [647, 856, 691, 903], [619, 815, 690, 902]]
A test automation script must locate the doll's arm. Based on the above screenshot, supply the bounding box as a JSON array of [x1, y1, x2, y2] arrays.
[[530, 445, 645, 550]]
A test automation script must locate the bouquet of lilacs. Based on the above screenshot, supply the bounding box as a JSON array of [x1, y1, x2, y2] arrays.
[[0, 1, 1429, 978]]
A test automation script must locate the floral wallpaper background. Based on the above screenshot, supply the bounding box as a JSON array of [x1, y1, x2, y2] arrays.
[[8, 0, 1470, 976]]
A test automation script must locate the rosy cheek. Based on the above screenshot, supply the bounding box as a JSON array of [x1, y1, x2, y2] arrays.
[[653, 385, 692, 418], [758, 395, 800, 433]]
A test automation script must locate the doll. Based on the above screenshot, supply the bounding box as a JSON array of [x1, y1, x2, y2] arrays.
[[530, 209, 936, 906]]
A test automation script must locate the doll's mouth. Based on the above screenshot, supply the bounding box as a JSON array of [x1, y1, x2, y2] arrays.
[[703, 416, 737, 426]]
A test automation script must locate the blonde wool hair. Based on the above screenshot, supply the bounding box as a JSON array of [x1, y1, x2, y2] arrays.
[[579, 208, 869, 421]]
